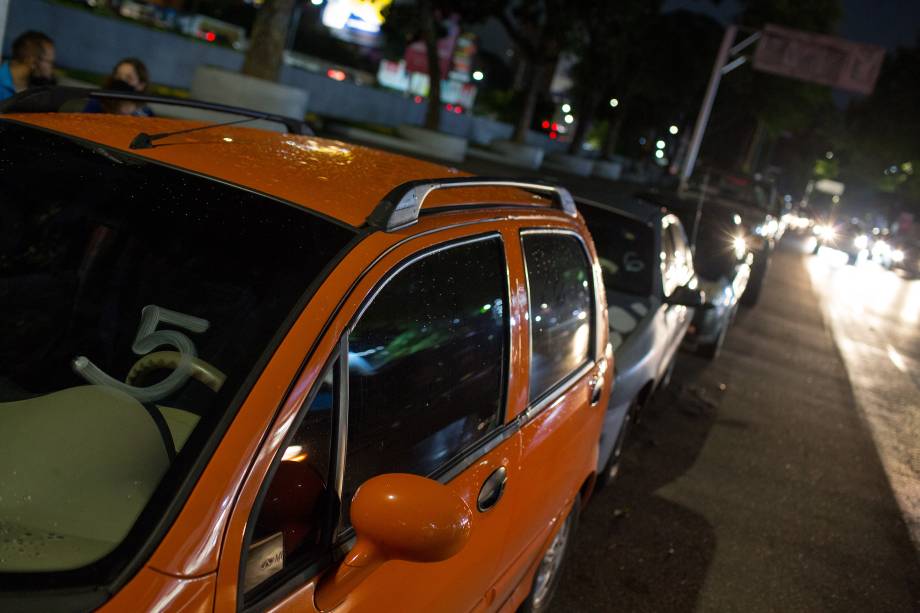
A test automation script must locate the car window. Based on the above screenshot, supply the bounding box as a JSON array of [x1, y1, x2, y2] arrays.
[[522, 232, 594, 403], [579, 205, 655, 297], [341, 236, 508, 528], [244, 361, 335, 597], [660, 222, 678, 296], [0, 121, 354, 581]]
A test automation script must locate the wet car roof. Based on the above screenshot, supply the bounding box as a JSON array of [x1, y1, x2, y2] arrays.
[[4, 113, 553, 228]]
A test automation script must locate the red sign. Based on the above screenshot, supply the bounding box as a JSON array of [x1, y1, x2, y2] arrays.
[[753, 24, 885, 95]]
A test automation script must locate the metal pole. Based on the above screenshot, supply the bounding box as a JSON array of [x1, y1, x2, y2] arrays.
[[0, 0, 10, 59], [680, 25, 737, 191]]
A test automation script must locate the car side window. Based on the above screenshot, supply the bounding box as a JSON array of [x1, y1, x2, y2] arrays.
[[660, 221, 679, 296], [341, 236, 508, 527], [522, 232, 594, 403], [244, 360, 335, 598]]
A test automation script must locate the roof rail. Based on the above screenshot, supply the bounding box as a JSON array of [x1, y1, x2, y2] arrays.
[[366, 177, 578, 231], [0, 86, 311, 135]]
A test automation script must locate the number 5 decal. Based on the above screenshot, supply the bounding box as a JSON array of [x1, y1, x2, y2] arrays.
[[73, 305, 210, 403]]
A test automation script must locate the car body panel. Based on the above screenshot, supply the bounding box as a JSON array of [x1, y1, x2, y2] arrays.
[[578, 199, 693, 476]]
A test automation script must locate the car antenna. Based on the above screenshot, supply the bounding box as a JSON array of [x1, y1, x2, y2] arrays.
[[129, 115, 261, 150]]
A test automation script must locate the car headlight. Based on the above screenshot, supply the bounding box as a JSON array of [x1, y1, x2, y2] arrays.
[[892, 249, 905, 263], [854, 234, 869, 249], [733, 235, 747, 259]]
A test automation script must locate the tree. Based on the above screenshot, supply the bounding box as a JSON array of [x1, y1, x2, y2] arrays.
[[241, 0, 297, 81], [564, 1, 662, 155], [485, 0, 580, 143]]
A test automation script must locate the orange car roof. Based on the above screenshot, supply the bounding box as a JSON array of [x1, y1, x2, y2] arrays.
[[5, 113, 553, 228]]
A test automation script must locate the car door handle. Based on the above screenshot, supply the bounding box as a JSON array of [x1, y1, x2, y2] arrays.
[[589, 374, 604, 406], [477, 466, 507, 512]]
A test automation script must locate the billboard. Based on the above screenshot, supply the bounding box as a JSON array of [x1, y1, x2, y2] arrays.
[[753, 24, 885, 95]]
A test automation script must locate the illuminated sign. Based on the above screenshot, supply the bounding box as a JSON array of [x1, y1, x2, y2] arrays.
[[322, 0, 392, 34]]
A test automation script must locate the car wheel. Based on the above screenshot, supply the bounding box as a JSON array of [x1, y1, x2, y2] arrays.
[[594, 399, 638, 492], [520, 496, 580, 613], [697, 320, 727, 360]]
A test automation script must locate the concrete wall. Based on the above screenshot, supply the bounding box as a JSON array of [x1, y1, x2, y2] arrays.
[[4, 0, 568, 153]]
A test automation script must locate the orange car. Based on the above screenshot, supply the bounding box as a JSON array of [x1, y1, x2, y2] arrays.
[[0, 104, 611, 612]]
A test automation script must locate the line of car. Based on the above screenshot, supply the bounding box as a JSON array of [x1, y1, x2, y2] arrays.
[[0, 89, 768, 612]]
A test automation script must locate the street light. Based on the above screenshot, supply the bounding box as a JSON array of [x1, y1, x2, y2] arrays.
[[472, 70, 484, 81], [609, 98, 619, 108], [655, 149, 665, 159], [561, 103, 571, 113], [825, 151, 834, 159], [564, 114, 575, 124], [656, 139, 666, 149], [669, 125, 679, 135], [311, 0, 323, 5]]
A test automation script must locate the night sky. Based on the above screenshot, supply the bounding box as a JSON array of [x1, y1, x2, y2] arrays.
[[662, 0, 920, 50]]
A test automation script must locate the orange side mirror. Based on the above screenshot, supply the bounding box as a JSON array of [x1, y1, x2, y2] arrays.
[[314, 473, 473, 611]]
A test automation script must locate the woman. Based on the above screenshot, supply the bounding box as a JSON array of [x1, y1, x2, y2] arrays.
[[86, 58, 153, 116]]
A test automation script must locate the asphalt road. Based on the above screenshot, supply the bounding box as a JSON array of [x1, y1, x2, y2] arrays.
[[550, 244, 920, 612]]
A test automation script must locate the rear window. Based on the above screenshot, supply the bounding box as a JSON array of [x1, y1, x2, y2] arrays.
[[0, 121, 354, 583], [579, 204, 654, 297]]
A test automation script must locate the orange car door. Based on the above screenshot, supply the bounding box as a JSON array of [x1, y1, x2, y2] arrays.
[[228, 227, 523, 613], [493, 227, 608, 601]]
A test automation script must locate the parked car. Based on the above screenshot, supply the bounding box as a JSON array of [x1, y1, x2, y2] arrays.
[[0, 99, 612, 612], [680, 208, 754, 358], [578, 196, 703, 488]]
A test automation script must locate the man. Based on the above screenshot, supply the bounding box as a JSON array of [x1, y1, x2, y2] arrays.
[[0, 31, 56, 101]]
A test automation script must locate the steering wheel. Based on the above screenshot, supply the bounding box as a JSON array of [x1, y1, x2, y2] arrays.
[[126, 351, 226, 393]]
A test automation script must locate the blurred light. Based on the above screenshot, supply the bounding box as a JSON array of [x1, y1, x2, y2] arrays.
[[222, 137, 233, 142], [549, 131, 558, 140], [311, 0, 323, 4], [454, 105, 462, 114], [561, 103, 572, 113], [541, 120, 551, 129], [669, 125, 679, 135], [414, 95, 422, 103], [889, 165, 898, 174], [902, 161, 914, 174], [446, 103, 454, 111], [854, 234, 869, 249], [733, 235, 747, 259], [609, 98, 619, 108], [656, 139, 666, 149], [892, 249, 905, 263], [733, 214, 742, 225], [326, 68, 346, 81], [832, 195, 840, 204], [825, 151, 834, 159], [564, 114, 575, 124], [639, 137, 647, 145], [282, 445, 303, 461], [654, 149, 664, 159], [204, 31, 216, 42], [472, 70, 484, 81], [551, 122, 559, 131]]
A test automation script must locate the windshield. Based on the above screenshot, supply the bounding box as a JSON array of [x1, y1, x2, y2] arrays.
[[580, 204, 654, 296], [0, 121, 354, 581]]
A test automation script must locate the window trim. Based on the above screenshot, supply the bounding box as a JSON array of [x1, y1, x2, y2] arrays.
[[336, 232, 512, 534], [239, 349, 343, 609], [519, 228, 598, 415]]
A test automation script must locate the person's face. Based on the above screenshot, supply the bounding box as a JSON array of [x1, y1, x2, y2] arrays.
[[32, 43, 55, 80], [114, 63, 144, 91]]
